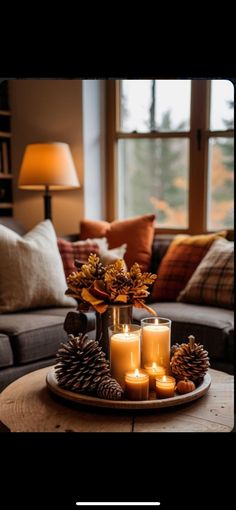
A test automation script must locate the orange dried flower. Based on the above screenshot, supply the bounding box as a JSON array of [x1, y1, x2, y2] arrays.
[[66, 254, 157, 314]]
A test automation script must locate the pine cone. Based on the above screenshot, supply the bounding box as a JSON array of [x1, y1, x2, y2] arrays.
[[55, 333, 124, 400], [97, 376, 124, 400], [55, 333, 110, 392], [171, 335, 210, 382], [171, 343, 180, 356]]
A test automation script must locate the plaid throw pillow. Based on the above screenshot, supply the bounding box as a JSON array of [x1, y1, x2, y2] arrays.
[[177, 238, 234, 309], [57, 238, 100, 277], [151, 231, 226, 302]]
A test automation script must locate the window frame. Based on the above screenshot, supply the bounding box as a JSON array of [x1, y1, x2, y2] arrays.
[[106, 79, 234, 236]]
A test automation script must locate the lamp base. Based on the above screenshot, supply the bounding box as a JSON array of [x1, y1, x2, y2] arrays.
[[44, 188, 52, 220]]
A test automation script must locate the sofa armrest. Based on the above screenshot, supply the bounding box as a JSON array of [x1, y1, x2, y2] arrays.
[[64, 310, 96, 336]]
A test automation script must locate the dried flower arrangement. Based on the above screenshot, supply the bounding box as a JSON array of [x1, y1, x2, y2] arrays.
[[66, 253, 157, 314]]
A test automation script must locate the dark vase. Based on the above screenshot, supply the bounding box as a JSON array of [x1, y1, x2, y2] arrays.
[[95, 304, 133, 356]]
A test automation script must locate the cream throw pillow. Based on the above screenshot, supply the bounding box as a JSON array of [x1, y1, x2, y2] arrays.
[[0, 220, 76, 313], [85, 237, 127, 266]]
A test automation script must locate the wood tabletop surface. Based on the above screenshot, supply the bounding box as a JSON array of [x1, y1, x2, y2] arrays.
[[0, 367, 234, 432]]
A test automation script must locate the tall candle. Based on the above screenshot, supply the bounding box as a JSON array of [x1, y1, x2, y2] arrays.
[[141, 317, 171, 370], [110, 325, 141, 388], [125, 369, 149, 400]]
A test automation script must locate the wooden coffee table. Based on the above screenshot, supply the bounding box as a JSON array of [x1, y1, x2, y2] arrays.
[[0, 367, 234, 432]]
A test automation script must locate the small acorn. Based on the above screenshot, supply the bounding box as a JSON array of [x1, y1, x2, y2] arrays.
[[176, 379, 196, 394]]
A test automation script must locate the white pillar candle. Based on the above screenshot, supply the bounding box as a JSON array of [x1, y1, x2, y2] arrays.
[[110, 325, 141, 388], [141, 318, 171, 370]]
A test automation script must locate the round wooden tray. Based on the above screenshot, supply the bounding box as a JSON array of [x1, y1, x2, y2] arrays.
[[46, 368, 211, 410]]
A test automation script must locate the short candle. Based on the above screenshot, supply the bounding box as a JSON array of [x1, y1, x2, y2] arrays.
[[110, 325, 141, 388], [125, 369, 149, 400], [144, 362, 166, 390], [156, 375, 176, 399], [141, 317, 171, 370]]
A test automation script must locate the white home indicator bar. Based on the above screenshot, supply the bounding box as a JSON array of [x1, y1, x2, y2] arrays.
[[76, 504, 160, 507]]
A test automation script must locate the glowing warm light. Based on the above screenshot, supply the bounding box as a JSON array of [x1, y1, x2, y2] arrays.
[[141, 317, 170, 368], [110, 326, 141, 387], [125, 369, 149, 400], [156, 375, 176, 398], [144, 363, 166, 390], [18, 143, 80, 190]]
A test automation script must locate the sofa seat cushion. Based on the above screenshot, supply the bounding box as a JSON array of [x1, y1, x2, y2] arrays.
[[0, 334, 14, 368], [0, 308, 75, 364], [0, 357, 56, 392], [30, 307, 77, 317], [133, 302, 234, 360]]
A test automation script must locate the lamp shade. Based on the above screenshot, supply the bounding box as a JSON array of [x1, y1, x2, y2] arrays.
[[18, 142, 80, 190]]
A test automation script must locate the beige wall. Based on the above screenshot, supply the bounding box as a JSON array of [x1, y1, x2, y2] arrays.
[[9, 79, 84, 235]]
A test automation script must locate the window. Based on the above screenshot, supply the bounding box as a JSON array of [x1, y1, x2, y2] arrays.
[[106, 80, 234, 234], [207, 80, 234, 230]]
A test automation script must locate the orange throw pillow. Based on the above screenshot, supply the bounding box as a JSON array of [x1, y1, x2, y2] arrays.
[[80, 214, 156, 271], [151, 231, 227, 302], [80, 219, 110, 239]]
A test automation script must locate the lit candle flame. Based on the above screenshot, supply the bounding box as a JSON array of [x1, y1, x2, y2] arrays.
[[123, 324, 129, 333], [162, 375, 167, 382], [134, 368, 140, 377], [152, 362, 157, 370], [154, 318, 159, 325]]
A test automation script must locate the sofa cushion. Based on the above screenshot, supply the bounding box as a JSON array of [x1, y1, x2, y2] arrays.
[[149, 235, 175, 274], [151, 231, 227, 302], [178, 238, 234, 309], [0, 333, 13, 368], [80, 219, 110, 238], [0, 357, 57, 392], [57, 238, 100, 277], [0, 220, 76, 313], [0, 217, 26, 236], [58, 237, 127, 276], [80, 214, 156, 271], [30, 307, 77, 317], [83, 237, 127, 267], [0, 308, 75, 364], [133, 302, 234, 360]]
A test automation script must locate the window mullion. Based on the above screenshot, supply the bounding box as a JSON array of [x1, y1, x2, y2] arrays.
[[207, 129, 234, 138], [106, 80, 117, 221], [189, 80, 210, 233], [115, 131, 190, 139]]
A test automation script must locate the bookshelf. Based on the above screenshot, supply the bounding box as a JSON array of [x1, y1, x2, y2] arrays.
[[0, 81, 13, 217]]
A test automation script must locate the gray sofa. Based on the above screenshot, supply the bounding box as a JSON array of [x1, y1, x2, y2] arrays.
[[71, 234, 234, 375], [0, 218, 234, 392]]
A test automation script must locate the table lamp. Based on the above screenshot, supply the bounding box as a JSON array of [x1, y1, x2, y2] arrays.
[[18, 142, 80, 220]]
